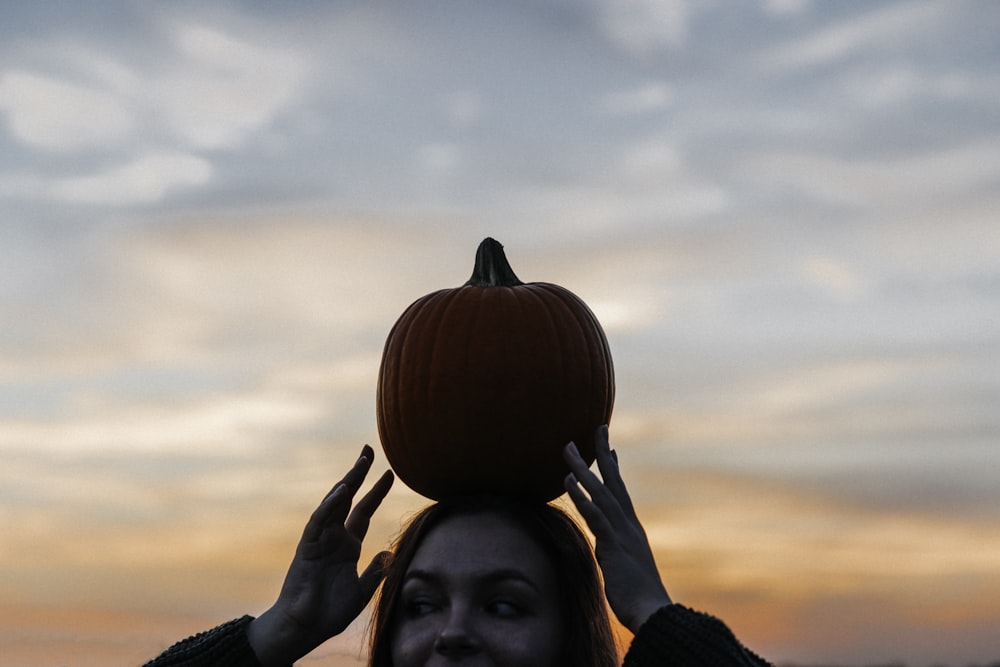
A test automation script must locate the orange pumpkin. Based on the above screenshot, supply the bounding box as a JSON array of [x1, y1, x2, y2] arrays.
[[376, 238, 614, 501]]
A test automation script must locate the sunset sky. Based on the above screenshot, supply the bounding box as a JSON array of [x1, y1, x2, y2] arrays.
[[2, 2, 999, 666]]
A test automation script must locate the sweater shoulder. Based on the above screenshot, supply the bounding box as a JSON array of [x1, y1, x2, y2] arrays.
[[623, 604, 772, 667], [141, 615, 261, 667]]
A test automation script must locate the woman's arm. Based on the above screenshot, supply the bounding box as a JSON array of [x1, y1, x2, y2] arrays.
[[141, 445, 394, 667], [248, 445, 393, 666], [563, 427, 772, 666], [622, 604, 773, 667], [141, 616, 260, 667], [563, 426, 672, 633]]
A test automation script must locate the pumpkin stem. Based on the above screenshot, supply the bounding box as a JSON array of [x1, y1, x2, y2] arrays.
[[464, 237, 524, 287]]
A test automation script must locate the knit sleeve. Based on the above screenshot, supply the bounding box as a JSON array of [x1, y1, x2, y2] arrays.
[[141, 615, 263, 667], [622, 604, 772, 667]]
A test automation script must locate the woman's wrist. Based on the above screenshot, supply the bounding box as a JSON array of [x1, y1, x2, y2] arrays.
[[246, 607, 317, 667], [623, 592, 674, 634]]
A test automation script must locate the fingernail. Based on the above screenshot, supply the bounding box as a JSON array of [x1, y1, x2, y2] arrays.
[[325, 483, 347, 503]]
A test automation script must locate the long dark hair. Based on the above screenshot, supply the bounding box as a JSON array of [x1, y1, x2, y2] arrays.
[[368, 495, 618, 666]]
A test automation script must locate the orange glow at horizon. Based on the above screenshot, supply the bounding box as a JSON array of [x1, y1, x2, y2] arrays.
[[6, 469, 1000, 667]]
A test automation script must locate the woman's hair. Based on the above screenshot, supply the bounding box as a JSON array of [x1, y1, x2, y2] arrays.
[[368, 495, 618, 667]]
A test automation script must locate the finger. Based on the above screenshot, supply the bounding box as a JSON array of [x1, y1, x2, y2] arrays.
[[592, 425, 619, 486], [357, 551, 392, 602], [563, 441, 627, 524], [563, 440, 596, 480], [335, 445, 376, 496], [303, 446, 376, 542], [324, 446, 377, 524], [345, 469, 394, 540], [301, 483, 349, 544], [564, 473, 615, 539], [562, 441, 607, 500], [593, 426, 638, 521]]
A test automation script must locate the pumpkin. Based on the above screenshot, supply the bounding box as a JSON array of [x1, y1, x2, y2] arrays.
[[376, 237, 614, 501]]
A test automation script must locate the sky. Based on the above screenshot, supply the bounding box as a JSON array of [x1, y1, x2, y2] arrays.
[[1, 1, 999, 665]]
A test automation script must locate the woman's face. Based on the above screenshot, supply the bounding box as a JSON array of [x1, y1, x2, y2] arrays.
[[390, 512, 563, 666]]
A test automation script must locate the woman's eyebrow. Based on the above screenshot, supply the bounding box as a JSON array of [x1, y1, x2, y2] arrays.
[[480, 568, 543, 593], [403, 567, 543, 593], [402, 568, 442, 585]]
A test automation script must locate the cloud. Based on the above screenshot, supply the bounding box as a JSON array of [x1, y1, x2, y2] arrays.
[[49, 151, 212, 205], [0, 71, 137, 152], [758, 1, 947, 72], [0, 151, 212, 205], [733, 138, 1000, 209], [150, 22, 310, 150], [0, 217, 469, 451], [762, 0, 812, 16], [113, 218, 454, 337], [492, 135, 730, 242], [618, 138, 683, 180], [745, 359, 907, 419], [839, 64, 978, 109], [499, 181, 729, 242], [0, 387, 327, 456], [628, 466, 1000, 664], [638, 470, 1000, 587], [798, 255, 866, 301], [443, 90, 484, 129], [417, 142, 462, 173], [592, 0, 690, 54], [0, 16, 311, 207], [16, 20, 312, 154], [599, 81, 675, 115]]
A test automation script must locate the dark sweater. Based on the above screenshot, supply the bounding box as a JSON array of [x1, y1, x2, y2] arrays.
[[622, 604, 771, 666], [143, 604, 771, 666]]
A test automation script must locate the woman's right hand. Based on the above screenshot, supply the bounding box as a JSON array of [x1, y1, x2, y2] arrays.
[[247, 445, 394, 667], [563, 426, 673, 634]]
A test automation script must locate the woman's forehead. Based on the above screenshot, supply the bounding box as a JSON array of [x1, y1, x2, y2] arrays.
[[406, 512, 554, 578]]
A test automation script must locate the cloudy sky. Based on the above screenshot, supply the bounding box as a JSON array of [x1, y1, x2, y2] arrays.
[[1, 1, 999, 665]]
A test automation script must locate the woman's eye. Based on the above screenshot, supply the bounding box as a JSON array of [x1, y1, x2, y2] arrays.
[[404, 599, 439, 617], [486, 599, 523, 618]]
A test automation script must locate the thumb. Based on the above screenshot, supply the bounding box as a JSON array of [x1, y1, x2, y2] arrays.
[[358, 550, 391, 599]]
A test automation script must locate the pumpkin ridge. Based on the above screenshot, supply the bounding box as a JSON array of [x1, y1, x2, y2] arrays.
[[497, 284, 531, 473], [376, 298, 414, 472], [383, 289, 454, 487], [517, 283, 574, 485], [554, 283, 615, 427], [420, 289, 471, 489], [520, 283, 568, 396], [448, 283, 506, 495], [550, 283, 599, 448], [420, 287, 475, 488]]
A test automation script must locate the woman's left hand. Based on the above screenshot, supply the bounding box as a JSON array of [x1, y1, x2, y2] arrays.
[[247, 445, 394, 666], [563, 425, 672, 634]]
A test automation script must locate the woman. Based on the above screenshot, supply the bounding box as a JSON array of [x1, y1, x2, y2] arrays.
[[368, 493, 617, 665], [143, 427, 771, 666]]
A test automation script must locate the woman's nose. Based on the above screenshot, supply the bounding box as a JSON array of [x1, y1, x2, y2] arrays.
[[433, 608, 480, 657]]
